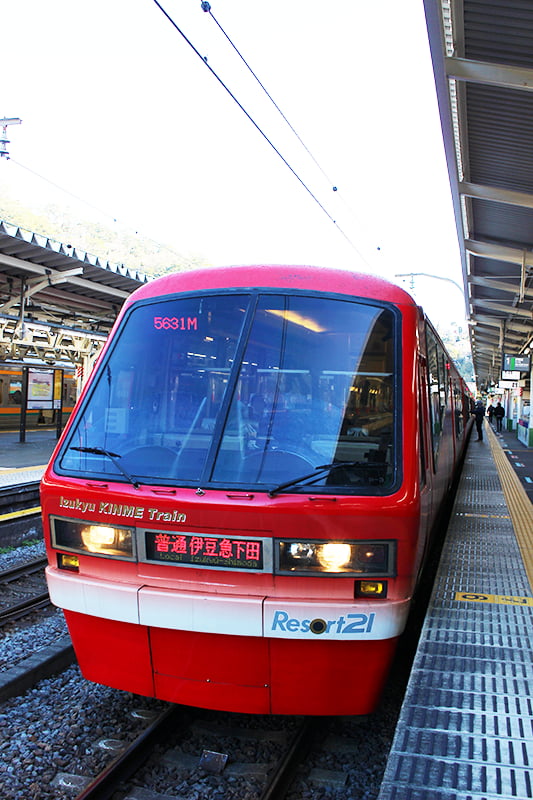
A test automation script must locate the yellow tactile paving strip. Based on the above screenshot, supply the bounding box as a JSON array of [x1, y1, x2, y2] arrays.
[[487, 423, 533, 594]]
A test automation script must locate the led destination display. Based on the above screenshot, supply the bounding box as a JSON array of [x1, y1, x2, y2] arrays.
[[145, 531, 264, 569]]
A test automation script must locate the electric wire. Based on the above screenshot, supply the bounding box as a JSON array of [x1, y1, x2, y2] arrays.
[[200, 0, 337, 191], [200, 1, 381, 255], [8, 158, 120, 224], [152, 0, 365, 258]]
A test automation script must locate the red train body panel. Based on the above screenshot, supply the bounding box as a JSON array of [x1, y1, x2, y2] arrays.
[[41, 265, 472, 715]]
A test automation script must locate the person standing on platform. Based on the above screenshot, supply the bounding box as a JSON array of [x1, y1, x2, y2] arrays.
[[473, 400, 486, 441], [494, 401, 505, 432], [487, 403, 494, 427]]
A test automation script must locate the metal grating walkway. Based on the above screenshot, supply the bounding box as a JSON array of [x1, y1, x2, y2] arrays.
[[378, 428, 533, 800]]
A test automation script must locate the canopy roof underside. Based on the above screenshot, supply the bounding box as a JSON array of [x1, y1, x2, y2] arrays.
[[0, 219, 147, 364], [425, 0, 533, 391]]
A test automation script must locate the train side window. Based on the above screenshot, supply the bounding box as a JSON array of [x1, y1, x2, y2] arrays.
[[418, 373, 427, 487], [439, 347, 448, 407], [453, 378, 464, 439], [461, 387, 470, 433], [9, 379, 22, 405], [426, 327, 441, 464], [63, 379, 77, 406]]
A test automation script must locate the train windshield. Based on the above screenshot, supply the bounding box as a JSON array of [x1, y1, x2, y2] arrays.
[[59, 291, 398, 494]]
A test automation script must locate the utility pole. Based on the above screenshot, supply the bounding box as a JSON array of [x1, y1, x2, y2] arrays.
[[0, 117, 22, 158], [395, 272, 464, 297]]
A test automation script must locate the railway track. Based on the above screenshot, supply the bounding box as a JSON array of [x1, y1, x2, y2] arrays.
[[71, 705, 188, 800], [69, 709, 338, 800], [0, 555, 47, 581], [0, 480, 41, 521], [0, 551, 75, 703], [0, 590, 51, 625], [1, 626, 414, 798], [0, 480, 43, 549], [0, 555, 51, 625]]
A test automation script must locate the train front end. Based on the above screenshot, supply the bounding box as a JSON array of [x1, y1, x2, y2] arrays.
[[41, 265, 421, 715]]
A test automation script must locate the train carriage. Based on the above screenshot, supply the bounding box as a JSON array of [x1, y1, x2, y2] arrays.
[[0, 362, 77, 430], [41, 265, 471, 715]]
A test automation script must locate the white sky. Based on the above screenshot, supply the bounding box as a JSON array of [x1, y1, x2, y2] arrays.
[[1, 0, 466, 328]]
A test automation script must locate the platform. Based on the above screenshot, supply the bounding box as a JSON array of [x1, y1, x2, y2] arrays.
[[0, 429, 59, 489], [378, 421, 533, 800], [493, 425, 533, 505]]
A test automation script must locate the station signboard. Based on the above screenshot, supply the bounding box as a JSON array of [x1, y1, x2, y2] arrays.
[[27, 369, 54, 409], [501, 370, 520, 381], [502, 354, 531, 372]]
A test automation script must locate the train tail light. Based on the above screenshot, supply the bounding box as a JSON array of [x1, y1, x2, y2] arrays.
[[51, 517, 135, 560], [276, 540, 395, 576]]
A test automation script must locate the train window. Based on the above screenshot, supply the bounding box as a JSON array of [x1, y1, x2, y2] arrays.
[[439, 348, 448, 407], [9, 379, 22, 405], [57, 292, 398, 494], [418, 381, 427, 487], [58, 294, 249, 482], [211, 295, 397, 493], [426, 327, 443, 463], [63, 379, 77, 406], [453, 378, 464, 439]]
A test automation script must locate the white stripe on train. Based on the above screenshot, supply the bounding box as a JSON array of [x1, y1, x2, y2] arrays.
[[46, 567, 410, 640]]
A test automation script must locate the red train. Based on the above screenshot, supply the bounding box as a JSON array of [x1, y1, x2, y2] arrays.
[[41, 265, 472, 715]]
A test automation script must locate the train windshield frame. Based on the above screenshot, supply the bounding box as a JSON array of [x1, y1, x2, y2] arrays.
[[56, 289, 401, 495]]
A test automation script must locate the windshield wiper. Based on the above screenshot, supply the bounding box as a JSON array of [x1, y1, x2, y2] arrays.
[[71, 446, 141, 489], [268, 461, 370, 497]]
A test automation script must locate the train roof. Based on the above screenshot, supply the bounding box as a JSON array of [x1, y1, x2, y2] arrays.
[[124, 265, 418, 309]]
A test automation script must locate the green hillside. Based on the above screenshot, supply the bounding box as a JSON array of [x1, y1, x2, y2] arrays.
[[0, 190, 208, 278]]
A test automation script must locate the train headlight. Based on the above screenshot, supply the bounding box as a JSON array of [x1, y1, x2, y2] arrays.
[[81, 525, 129, 553], [317, 543, 352, 570], [276, 540, 395, 576], [51, 516, 135, 559]]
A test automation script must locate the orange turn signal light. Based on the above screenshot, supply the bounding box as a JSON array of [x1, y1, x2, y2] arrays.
[[57, 553, 80, 572], [355, 580, 387, 598]]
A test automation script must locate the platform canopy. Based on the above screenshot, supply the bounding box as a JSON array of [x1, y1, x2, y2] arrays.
[[0, 219, 147, 365], [424, 0, 533, 392]]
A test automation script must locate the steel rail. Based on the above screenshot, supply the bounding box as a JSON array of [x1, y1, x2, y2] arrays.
[[0, 556, 47, 583], [74, 705, 187, 800], [259, 718, 319, 800], [0, 591, 51, 625]]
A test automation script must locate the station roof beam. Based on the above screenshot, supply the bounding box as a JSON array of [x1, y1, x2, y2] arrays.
[[424, 0, 533, 391]]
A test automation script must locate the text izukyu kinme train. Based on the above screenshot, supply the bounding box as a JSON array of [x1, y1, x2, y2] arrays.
[[41, 265, 472, 715]]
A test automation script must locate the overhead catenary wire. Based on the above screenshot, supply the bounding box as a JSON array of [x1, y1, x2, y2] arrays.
[[200, 0, 338, 192], [8, 158, 121, 223], [152, 0, 365, 259], [200, 1, 381, 256]]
